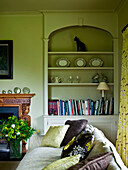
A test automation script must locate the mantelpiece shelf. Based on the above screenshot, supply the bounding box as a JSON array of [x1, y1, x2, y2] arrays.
[[48, 67, 114, 70], [48, 83, 114, 86], [48, 51, 114, 55]]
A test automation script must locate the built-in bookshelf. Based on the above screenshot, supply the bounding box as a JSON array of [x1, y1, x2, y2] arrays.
[[42, 12, 119, 144], [43, 17, 118, 117]]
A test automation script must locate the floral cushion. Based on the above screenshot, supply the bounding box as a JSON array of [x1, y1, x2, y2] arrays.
[[61, 126, 94, 161]]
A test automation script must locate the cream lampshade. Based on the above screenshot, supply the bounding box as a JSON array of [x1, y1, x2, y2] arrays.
[[97, 82, 109, 98], [97, 82, 109, 115]]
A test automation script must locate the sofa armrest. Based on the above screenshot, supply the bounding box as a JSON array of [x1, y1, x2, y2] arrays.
[[88, 127, 127, 170], [28, 134, 43, 150]]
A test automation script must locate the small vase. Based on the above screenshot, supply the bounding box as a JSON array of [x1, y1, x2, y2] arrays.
[[10, 140, 22, 159]]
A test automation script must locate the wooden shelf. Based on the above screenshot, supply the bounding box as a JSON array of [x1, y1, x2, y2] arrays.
[[48, 51, 114, 55], [48, 67, 114, 70], [48, 83, 114, 86]]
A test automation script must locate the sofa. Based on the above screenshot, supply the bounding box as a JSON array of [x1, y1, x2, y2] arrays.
[[16, 120, 127, 170]]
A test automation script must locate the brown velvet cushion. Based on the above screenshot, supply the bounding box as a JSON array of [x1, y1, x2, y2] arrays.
[[61, 119, 88, 146], [68, 152, 113, 170]]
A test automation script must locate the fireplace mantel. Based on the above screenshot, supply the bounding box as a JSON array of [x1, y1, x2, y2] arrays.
[[0, 93, 35, 153], [0, 93, 35, 125]]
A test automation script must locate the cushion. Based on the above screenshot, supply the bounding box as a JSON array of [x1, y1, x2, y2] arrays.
[[42, 154, 80, 170], [61, 119, 88, 146], [61, 129, 94, 161], [40, 125, 69, 148], [68, 152, 113, 170]]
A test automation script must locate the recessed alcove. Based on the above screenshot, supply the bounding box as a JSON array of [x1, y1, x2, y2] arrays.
[[48, 26, 113, 52]]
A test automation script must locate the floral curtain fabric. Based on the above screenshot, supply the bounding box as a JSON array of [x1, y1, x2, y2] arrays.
[[116, 27, 128, 167]]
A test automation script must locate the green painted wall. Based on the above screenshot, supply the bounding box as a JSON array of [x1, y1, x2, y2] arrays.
[[0, 14, 43, 128], [0, 8, 127, 132]]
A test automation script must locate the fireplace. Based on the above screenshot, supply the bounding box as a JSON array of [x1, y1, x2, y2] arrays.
[[0, 93, 35, 156], [0, 107, 19, 119]]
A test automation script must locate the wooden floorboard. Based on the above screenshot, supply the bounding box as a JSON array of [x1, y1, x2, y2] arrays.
[[0, 161, 20, 170]]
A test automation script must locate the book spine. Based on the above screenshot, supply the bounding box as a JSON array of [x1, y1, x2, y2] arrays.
[[68, 100, 72, 115], [80, 100, 84, 115], [78, 100, 82, 115], [57, 101, 60, 115], [82, 101, 86, 115], [87, 100, 90, 115], [72, 99, 76, 115], [85, 100, 88, 115], [90, 101, 94, 115], [74, 100, 78, 115], [60, 100, 63, 115], [70, 99, 73, 115], [76, 100, 80, 115]]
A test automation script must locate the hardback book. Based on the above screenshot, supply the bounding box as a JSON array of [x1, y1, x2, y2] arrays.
[[65, 100, 69, 115], [97, 99, 102, 115], [60, 100, 64, 115], [94, 100, 99, 115], [48, 100, 58, 115], [82, 101, 86, 115], [80, 100, 84, 115], [74, 100, 78, 115], [72, 99, 76, 115], [85, 100, 88, 115], [78, 100, 82, 115], [69, 99, 74, 115], [68, 100, 72, 115], [57, 101, 60, 115], [90, 101, 95, 115], [76, 100, 80, 115], [87, 100, 90, 115]]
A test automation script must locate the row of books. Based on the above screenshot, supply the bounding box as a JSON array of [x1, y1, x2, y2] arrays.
[[48, 98, 114, 116]]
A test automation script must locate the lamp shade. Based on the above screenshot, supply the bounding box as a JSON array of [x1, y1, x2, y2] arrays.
[[97, 82, 109, 91]]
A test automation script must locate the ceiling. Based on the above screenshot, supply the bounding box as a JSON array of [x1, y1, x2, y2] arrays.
[[0, 0, 126, 13]]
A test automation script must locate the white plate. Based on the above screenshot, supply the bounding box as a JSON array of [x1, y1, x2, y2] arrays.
[[75, 58, 86, 67], [89, 58, 103, 67], [14, 87, 21, 94], [23, 87, 30, 94], [56, 58, 70, 67]]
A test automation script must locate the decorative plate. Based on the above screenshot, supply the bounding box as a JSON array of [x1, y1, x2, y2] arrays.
[[75, 58, 86, 67], [8, 90, 12, 94], [89, 58, 103, 67], [14, 87, 21, 94], [56, 58, 70, 67], [23, 87, 30, 94]]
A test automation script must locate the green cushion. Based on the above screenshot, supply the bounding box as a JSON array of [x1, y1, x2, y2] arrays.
[[42, 154, 80, 170], [40, 125, 69, 148]]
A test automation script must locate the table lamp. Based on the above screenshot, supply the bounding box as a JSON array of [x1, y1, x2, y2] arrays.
[[97, 82, 109, 114]]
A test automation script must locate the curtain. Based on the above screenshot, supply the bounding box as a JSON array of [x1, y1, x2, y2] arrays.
[[116, 27, 128, 167]]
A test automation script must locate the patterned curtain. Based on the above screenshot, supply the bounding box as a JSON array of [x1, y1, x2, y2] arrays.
[[116, 27, 128, 167]]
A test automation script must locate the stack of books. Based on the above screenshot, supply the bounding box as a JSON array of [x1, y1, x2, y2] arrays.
[[48, 97, 114, 116]]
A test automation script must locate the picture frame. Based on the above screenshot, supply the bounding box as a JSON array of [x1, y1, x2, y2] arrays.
[[0, 40, 13, 79]]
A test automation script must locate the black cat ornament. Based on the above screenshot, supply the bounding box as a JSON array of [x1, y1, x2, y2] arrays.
[[74, 36, 86, 51]]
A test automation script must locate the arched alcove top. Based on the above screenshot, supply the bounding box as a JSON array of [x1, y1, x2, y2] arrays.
[[48, 25, 113, 52], [43, 12, 118, 38]]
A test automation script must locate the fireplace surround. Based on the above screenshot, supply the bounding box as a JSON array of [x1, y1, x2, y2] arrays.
[[0, 93, 35, 154]]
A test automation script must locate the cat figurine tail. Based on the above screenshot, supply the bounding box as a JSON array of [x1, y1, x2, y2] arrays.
[[74, 36, 86, 51]]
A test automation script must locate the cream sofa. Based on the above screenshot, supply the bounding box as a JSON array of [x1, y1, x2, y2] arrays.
[[16, 126, 127, 170]]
